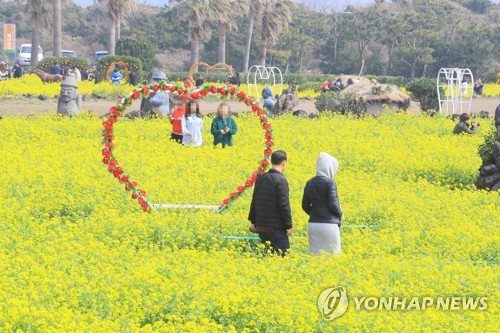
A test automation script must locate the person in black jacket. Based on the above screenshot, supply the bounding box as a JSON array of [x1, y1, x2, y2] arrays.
[[249, 150, 293, 255], [12, 63, 23, 78], [302, 152, 343, 255]]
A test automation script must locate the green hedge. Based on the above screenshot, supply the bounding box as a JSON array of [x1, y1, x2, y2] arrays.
[[166, 71, 407, 87], [37, 56, 90, 72], [95, 55, 142, 83], [168, 71, 232, 83], [296, 81, 322, 92], [365, 75, 408, 86]]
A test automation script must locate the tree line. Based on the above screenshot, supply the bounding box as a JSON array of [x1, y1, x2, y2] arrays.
[[1, 0, 499, 80]]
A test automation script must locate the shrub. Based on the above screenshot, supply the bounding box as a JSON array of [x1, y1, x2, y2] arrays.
[[297, 81, 322, 93], [406, 77, 444, 111], [168, 71, 234, 83], [37, 56, 90, 72], [95, 55, 142, 83], [314, 91, 366, 115], [478, 127, 500, 163], [485, 65, 500, 83], [116, 36, 159, 74]]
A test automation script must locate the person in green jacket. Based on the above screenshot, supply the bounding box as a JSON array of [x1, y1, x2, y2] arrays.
[[211, 102, 238, 148], [453, 113, 478, 135]]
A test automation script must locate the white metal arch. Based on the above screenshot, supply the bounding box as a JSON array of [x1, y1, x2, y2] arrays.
[[246, 65, 283, 101], [437, 68, 474, 116]]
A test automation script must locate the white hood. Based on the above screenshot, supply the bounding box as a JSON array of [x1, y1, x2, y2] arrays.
[[316, 152, 339, 179]]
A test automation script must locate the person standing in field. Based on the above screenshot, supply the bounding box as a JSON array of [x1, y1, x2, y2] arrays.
[[128, 71, 138, 86], [195, 74, 204, 87], [210, 102, 238, 148], [473, 79, 484, 95], [249, 150, 293, 256], [181, 100, 204, 147], [73, 67, 81, 81], [12, 63, 23, 78], [111, 68, 123, 85], [169, 98, 186, 144], [302, 152, 343, 255], [50, 62, 61, 75]]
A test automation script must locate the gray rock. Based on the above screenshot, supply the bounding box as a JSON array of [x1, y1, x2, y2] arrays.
[[493, 141, 500, 168], [480, 164, 499, 176], [491, 180, 500, 191], [478, 111, 490, 118], [293, 110, 308, 117], [475, 172, 500, 190]]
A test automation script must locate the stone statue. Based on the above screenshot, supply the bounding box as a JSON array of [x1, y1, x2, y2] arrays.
[[57, 76, 82, 115], [476, 141, 500, 191]]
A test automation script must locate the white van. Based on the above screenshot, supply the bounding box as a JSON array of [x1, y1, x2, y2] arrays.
[[62, 50, 77, 58], [17, 44, 43, 66], [91, 51, 108, 66]]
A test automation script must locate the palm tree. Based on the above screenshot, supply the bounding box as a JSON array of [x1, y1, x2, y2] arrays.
[[259, 0, 293, 66], [243, 0, 262, 72], [97, 0, 118, 55], [173, 0, 213, 70], [210, 0, 248, 64], [115, 0, 136, 41], [53, 0, 62, 57], [20, 0, 50, 66], [98, 0, 136, 55]]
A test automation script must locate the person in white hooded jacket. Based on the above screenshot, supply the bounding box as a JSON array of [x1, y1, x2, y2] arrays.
[[302, 152, 343, 254]]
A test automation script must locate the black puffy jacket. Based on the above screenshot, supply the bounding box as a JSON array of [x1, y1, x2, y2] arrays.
[[302, 176, 343, 225], [248, 169, 293, 230]]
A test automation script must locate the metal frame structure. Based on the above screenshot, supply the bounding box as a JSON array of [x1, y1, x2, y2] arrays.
[[246, 65, 283, 101], [437, 68, 474, 116], [149, 203, 224, 212]]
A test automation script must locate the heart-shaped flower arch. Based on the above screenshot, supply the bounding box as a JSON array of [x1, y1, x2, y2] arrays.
[[101, 81, 275, 212]]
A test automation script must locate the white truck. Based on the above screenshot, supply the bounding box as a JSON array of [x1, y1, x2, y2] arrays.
[[17, 44, 43, 66]]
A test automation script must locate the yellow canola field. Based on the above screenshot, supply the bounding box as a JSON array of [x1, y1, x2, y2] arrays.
[[0, 110, 498, 332], [0, 75, 309, 99], [1, 75, 500, 99]]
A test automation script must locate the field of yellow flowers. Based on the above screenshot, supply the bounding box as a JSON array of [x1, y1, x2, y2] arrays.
[[1, 75, 500, 99], [0, 102, 499, 331]]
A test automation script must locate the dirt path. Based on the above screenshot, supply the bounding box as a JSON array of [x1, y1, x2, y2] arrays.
[[0, 95, 497, 118]]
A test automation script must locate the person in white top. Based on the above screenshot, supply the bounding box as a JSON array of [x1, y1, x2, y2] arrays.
[[461, 79, 469, 96], [74, 67, 81, 81], [181, 100, 204, 147]]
